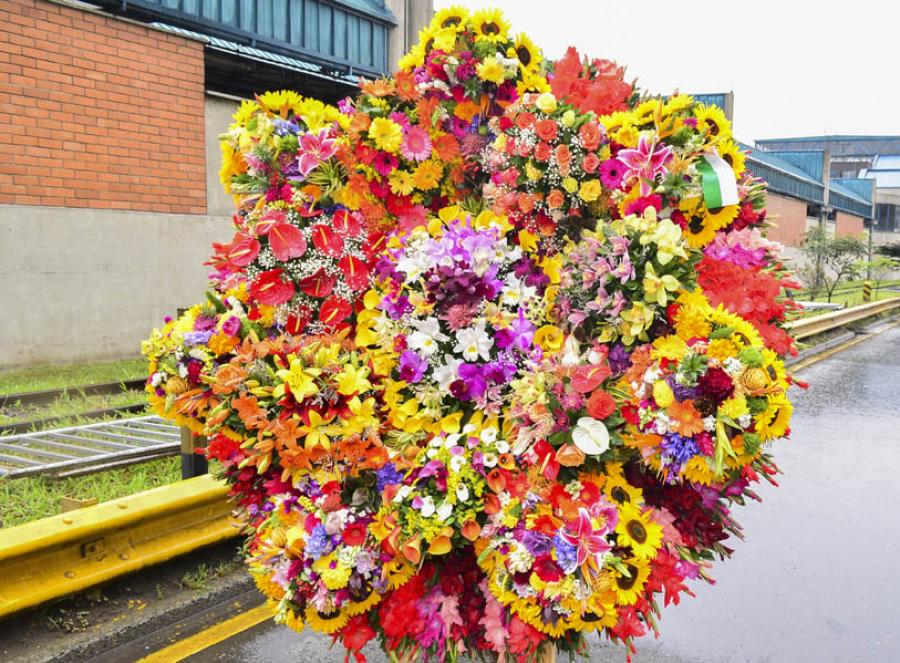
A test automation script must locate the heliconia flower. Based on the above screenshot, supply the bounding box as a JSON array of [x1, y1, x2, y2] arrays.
[[296, 128, 338, 177], [400, 125, 433, 162], [617, 134, 674, 196]]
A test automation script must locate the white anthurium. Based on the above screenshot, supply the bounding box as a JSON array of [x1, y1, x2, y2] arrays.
[[561, 334, 582, 367], [572, 417, 610, 455]]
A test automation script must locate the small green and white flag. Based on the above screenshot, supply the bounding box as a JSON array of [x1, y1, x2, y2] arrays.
[[697, 151, 739, 209]]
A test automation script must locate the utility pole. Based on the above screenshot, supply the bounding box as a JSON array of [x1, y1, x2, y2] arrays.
[[866, 179, 875, 280], [814, 146, 831, 292]]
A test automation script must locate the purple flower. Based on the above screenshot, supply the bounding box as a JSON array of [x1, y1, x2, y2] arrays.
[[521, 530, 553, 557], [183, 330, 212, 345], [221, 315, 242, 336], [552, 532, 579, 574], [398, 350, 427, 383], [599, 158, 625, 189], [660, 432, 700, 472], [193, 315, 217, 332], [608, 344, 631, 374], [382, 294, 412, 319], [376, 463, 404, 492], [305, 524, 331, 560], [456, 363, 488, 400]]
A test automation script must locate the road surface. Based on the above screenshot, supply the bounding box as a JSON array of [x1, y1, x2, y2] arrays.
[[180, 326, 900, 663]]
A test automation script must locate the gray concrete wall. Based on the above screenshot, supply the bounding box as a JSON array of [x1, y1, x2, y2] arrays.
[[0, 205, 233, 367], [206, 93, 243, 218]]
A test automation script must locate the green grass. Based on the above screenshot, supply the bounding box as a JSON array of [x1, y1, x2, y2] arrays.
[[179, 559, 241, 591], [0, 457, 180, 529], [0, 391, 149, 428], [0, 357, 147, 395], [799, 289, 899, 315]]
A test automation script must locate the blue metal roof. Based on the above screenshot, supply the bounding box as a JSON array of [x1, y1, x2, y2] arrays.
[[90, 0, 394, 76], [740, 142, 824, 204], [756, 136, 900, 158]]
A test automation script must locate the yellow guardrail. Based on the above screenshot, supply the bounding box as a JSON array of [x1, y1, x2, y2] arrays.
[[788, 297, 900, 340], [0, 475, 241, 619]]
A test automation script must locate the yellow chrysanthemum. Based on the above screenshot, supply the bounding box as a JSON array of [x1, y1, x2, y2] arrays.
[[476, 55, 506, 84], [707, 338, 740, 362], [720, 394, 749, 420], [694, 103, 732, 141], [368, 117, 403, 153], [615, 504, 663, 560], [470, 8, 510, 43], [652, 334, 688, 361], [652, 380, 675, 408]]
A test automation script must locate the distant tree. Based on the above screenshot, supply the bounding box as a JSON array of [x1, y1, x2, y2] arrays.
[[862, 255, 898, 293], [801, 228, 867, 303]]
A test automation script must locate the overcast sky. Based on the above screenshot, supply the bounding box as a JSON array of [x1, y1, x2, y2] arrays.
[[433, 0, 898, 144]]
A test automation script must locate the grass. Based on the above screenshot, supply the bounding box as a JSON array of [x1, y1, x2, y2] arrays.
[[0, 391, 149, 428], [0, 456, 180, 529], [0, 357, 146, 395], [179, 558, 242, 591], [797, 288, 899, 315]]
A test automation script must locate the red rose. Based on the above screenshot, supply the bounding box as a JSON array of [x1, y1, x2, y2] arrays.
[[515, 111, 536, 130], [579, 121, 602, 150], [536, 118, 558, 142], [534, 142, 552, 162]]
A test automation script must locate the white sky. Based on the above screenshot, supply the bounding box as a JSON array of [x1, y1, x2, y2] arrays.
[[433, 0, 899, 144]]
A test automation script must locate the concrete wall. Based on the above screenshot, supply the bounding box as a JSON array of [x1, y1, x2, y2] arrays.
[[385, 0, 434, 73], [205, 93, 243, 218], [0, 205, 233, 367]]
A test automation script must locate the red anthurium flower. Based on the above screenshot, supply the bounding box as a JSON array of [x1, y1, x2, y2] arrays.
[[285, 311, 309, 334], [570, 364, 612, 393], [250, 269, 294, 306], [364, 231, 387, 260], [311, 224, 344, 257], [332, 209, 362, 237], [532, 439, 560, 480], [254, 209, 287, 235], [339, 255, 369, 291], [209, 233, 260, 271], [267, 222, 307, 262], [320, 297, 352, 326], [298, 268, 336, 298]]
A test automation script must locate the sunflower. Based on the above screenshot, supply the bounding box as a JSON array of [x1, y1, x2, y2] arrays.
[[663, 93, 694, 117], [602, 472, 643, 506], [518, 69, 550, 95], [755, 396, 792, 440], [470, 8, 510, 43], [694, 103, 731, 140], [280, 605, 305, 634], [431, 5, 469, 32], [633, 98, 662, 126], [704, 203, 740, 231], [509, 32, 542, 74], [397, 42, 425, 71], [717, 139, 747, 176], [304, 605, 349, 634], [252, 571, 286, 601], [682, 455, 716, 485], [611, 557, 651, 605], [682, 213, 717, 248], [256, 90, 304, 118], [344, 585, 382, 615], [615, 504, 663, 560]]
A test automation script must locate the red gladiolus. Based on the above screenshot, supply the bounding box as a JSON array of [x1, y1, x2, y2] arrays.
[[339, 615, 376, 659]]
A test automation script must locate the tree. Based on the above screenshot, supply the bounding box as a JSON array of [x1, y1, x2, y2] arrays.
[[862, 255, 898, 293], [801, 227, 867, 303]]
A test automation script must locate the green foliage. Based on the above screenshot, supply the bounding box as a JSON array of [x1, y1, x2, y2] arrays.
[[800, 227, 867, 302], [877, 241, 900, 259]]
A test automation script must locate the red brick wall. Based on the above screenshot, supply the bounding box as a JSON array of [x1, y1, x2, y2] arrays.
[[834, 211, 864, 238], [0, 0, 206, 213], [764, 192, 809, 247]]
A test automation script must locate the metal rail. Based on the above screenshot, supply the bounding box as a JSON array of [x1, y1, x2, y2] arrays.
[[788, 297, 900, 339], [0, 475, 241, 619], [0, 416, 179, 480], [0, 378, 146, 409]]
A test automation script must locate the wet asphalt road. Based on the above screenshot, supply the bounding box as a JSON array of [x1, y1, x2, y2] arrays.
[[187, 327, 900, 663]]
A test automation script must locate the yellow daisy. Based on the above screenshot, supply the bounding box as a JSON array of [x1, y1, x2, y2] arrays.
[[368, 117, 403, 153]]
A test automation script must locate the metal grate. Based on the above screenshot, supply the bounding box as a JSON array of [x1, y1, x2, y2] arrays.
[[0, 416, 180, 480]]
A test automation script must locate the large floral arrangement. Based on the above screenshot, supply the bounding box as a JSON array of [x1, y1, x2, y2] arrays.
[[144, 6, 800, 662]]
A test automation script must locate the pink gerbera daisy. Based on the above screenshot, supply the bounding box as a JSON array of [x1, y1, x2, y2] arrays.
[[373, 151, 399, 177], [401, 126, 432, 162]]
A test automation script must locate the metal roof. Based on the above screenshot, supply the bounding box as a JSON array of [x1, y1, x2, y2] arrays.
[[756, 136, 900, 158]]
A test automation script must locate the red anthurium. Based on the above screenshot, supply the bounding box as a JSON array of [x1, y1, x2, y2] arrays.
[[267, 222, 307, 262], [532, 439, 560, 481], [209, 233, 260, 271], [250, 269, 294, 306], [298, 268, 336, 298], [311, 224, 344, 257], [285, 311, 309, 334], [254, 209, 287, 235], [339, 255, 369, 291], [570, 364, 611, 393], [320, 297, 352, 326], [364, 231, 387, 260], [332, 209, 362, 237]]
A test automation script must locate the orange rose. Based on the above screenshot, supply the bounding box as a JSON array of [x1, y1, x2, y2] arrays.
[[582, 152, 601, 174], [534, 141, 552, 162], [555, 143, 572, 167], [517, 192, 536, 213], [587, 390, 617, 419], [536, 118, 558, 142], [546, 188, 565, 209], [579, 121, 602, 150], [515, 111, 536, 130]]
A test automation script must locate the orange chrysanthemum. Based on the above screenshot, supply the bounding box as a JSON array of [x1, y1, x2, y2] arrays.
[[668, 400, 705, 436]]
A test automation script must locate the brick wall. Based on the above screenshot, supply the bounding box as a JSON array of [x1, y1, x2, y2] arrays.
[[0, 0, 207, 214], [834, 211, 864, 238], [765, 192, 810, 247]]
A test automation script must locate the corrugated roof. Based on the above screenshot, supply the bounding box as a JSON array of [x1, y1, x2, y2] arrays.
[[151, 22, 360, 87], [757, 135, 900, 143]]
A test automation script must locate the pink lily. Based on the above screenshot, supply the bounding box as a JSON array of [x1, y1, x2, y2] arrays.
[[560, 507, 612, 568], [296, 128, 338, 177], [617, 134, 674, 196]]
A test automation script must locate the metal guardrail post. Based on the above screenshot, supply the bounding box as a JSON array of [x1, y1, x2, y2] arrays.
[[180, 427, 208, 479]]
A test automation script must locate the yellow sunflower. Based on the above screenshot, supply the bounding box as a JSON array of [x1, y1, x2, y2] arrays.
[[398, 42, 425, 71], [694, 103, 731, 140], [682, 213, 718, 249], [304, 605, 349, 634], [602, 472, 643, 506], [663, 93, 694, 117], [611, 557, 651, 606], [755, 396, 792, 440], [717, 139, 747, 176], [682, 455, 716, 485], [470, 8, 510, 43], [509, 32, 542, 74], [344, 586, 382, 616], [517, 69, 551, 95], [704, 203, 740, 231], [615, 504, 663, 560], [431, 5, 469, 32], [256, 89, 304, 118]]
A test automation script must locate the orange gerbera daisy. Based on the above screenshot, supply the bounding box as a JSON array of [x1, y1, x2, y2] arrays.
[[360, 77, 395, 98], [394, 70, 417, 101], [432, 133, 461, 161], [668, 400, 705, 436]]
